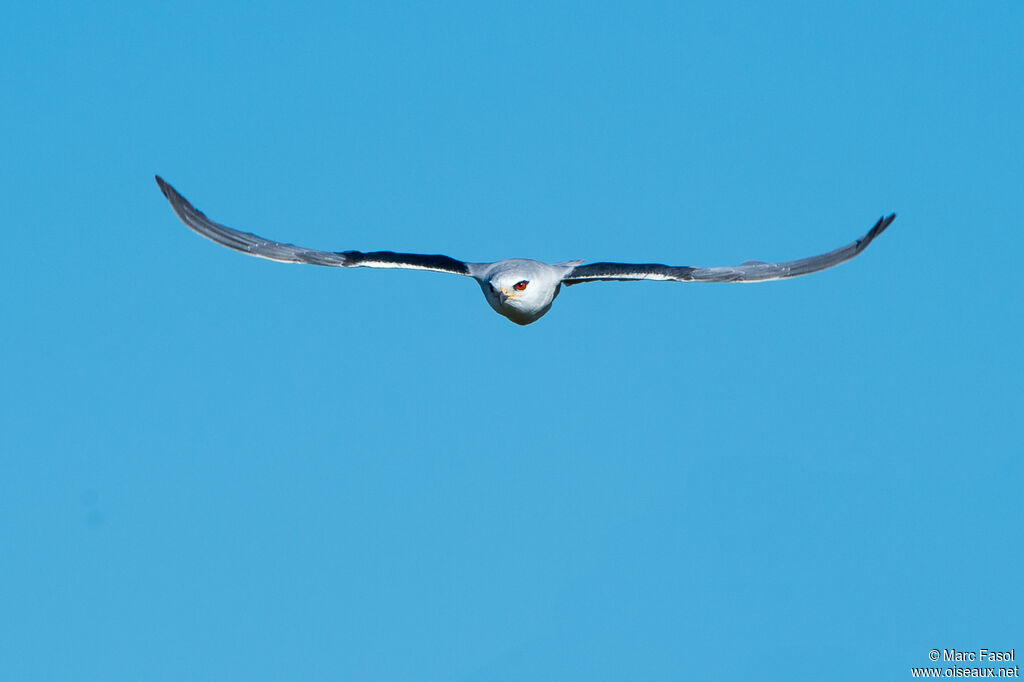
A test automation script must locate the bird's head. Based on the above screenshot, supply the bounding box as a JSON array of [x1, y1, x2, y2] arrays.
[[478, 260, 564, 325]]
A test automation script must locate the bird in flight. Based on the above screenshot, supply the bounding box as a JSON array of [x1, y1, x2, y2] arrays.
[[156, 176, 895, 325]]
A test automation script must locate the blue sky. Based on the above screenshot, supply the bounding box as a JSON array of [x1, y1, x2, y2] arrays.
[[2, 1, 1021, 680]]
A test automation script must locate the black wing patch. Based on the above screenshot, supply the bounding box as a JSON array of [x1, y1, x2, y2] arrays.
[[562, 214, 895, 285], [338, 250, 470, 275], [156, 176, 470, 276]]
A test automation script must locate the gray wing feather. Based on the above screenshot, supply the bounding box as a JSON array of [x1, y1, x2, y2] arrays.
[[155, 176, 471, 275], [562, 214, 895, 285]]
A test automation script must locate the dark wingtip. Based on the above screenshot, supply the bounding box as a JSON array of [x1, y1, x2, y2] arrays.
[[857, 212, 897, 250], [875, 213, 897, 235], [154, 176, 193, 210], [154, 174, 174, 199]]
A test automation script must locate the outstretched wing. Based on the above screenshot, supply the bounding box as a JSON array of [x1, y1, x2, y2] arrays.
[[561, 214, 895, 285], [155, 176, 473, 276]]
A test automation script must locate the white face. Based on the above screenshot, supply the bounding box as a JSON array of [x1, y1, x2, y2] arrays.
[[481, 271, 560, 325]]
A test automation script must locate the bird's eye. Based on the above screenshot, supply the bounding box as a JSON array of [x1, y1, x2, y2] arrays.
[[514, 280, 528, 291]]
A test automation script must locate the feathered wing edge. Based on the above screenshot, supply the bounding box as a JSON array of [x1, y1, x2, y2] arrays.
[[155, 176, 473, 276], [561, 214, 896, 285]]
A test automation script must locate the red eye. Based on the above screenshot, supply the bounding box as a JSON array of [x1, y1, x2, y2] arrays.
[[514, 280, 528, 291]]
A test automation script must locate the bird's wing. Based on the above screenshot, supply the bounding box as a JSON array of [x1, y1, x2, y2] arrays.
[[561, 214, 895, 285], [156, 176, 474, 276]]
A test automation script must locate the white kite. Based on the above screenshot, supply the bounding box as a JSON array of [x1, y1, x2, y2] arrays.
[[157, 176, 895, 325]]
